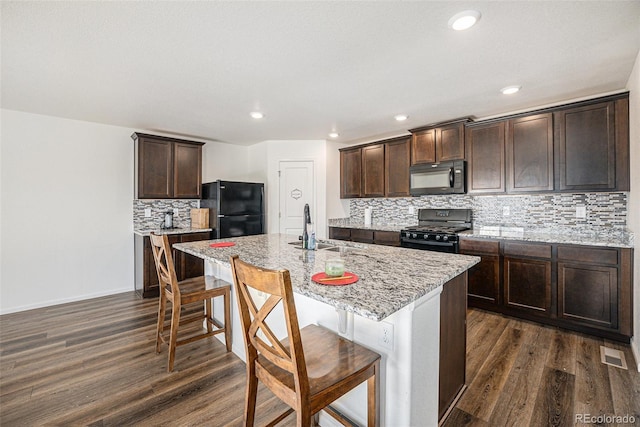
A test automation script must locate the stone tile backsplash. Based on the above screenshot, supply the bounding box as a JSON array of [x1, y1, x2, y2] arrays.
[[348, 192, 628, 232], [133, 199, 201, 230]]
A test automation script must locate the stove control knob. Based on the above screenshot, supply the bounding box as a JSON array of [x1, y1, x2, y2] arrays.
[[423, 234, 429, 240], [411, 233, 418, 239], [435, 235, 441, 241], [443, 235, 449, 242]]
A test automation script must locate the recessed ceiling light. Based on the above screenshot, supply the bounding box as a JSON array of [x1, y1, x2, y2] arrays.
[[448, 10, 481, 31], [250, 111, 264, 119], [328, 132, 340, 139], [394, 114, 409, 122], [501, 85, 521, 95]]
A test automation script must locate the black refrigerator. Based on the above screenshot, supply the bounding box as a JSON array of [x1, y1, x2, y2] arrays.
[[200, 180, 265, 239]]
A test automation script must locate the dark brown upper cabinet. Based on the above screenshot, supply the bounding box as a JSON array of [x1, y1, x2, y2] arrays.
[[410, 120, 467, 165], [465, 120, 506, 194], [384, 137, 410, 197], [362, 144, 385, 197], [506, 113, 554, 192], [133, 133, 204, 199], [340, 146, 363, 198], [340, 136, 410, 198], [554, 97, 629, 192]]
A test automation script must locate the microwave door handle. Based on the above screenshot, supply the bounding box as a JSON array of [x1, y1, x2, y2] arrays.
[[449, 168, 454, 187]]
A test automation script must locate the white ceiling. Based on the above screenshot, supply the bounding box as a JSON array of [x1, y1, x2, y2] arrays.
[[2, 1, 639, 146]]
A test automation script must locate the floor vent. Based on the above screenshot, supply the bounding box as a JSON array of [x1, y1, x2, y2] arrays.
[[600, 346, 628, 370]]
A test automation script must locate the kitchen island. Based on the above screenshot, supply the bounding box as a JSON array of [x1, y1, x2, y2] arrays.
[[174, 233, 480, 426]]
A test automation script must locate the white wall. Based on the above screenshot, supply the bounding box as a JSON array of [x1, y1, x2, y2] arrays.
[[0, 110, 250, 314], [626, 49, 640, 370], [202, 142, 249, 183], [1, 110, 135, 313], [248, 140, 328, 238]]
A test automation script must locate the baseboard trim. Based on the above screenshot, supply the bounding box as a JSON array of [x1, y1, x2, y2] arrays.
[[631, 336, 640, 372], [0, 287, 132, 315]]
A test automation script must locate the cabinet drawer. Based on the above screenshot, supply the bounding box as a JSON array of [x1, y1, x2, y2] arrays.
[[351, 229, 374, 243], [502, 242, 551, 259], [373, 231, 401, 247], [557, 246, 618, 266], [329, 227, 351, 241], [459, 238, 499, 255]]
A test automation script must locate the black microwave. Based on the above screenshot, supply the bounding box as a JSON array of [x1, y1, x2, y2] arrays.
[[409, 160, 466, 196]]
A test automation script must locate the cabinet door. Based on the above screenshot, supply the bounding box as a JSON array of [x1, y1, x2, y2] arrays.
[[506, 113, 553, 192], [340, 148, 362, 198], [554, 101, 615, 191], [504, 257, 552, 316], [467, 254, 500, 309], [177, 232, 208, 281], [411, 129, 436, 165], [173, 142, 202, 199], [138, 138, 173, 199], [465, 121, 506, 193], [436, 122, 465, 162], [385, 138, 410, 197], [460, 239, 501, 309], [558, 262, 618, 330], [362, 144, 385, 197]]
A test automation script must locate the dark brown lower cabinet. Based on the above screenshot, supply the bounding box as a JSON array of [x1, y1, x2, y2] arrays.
[[557, 245, 625, 332], [460, 239, 500, 309], [328, 227, 400, 247], [351, 229, 374, 243], [328, 227, 351, 241], [503, 257, 552, 317], [134, 232, 209, 298], [558, 263, 617, 329], [439, 273, 467, 421], [460, 237, 633, 342]]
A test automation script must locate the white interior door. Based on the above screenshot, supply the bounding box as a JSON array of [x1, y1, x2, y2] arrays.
[[279, 161, 315, 236]]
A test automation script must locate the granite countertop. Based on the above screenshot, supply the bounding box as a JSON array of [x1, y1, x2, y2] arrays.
[[327, 218, 414, 233], [134, 227, 212, 237], [460, 227, 634, 248], [174, 233, 480, 321]]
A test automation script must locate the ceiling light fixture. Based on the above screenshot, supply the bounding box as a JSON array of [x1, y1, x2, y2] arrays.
[[250, 111, 264, 119], [394, 114, 409, 122], [448, 10, 481, 31], [328, 132, 339, 139], [500, 85, 521, 95]]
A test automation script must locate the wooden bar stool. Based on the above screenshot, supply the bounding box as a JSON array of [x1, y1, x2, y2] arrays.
[[230, 254, 381, 426], [149, 233, 232, 372]]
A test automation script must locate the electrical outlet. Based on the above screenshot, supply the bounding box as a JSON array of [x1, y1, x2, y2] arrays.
[[576, 206, 587, 219], [378, 322, 394, 350], [144, 208, 151, 218], [173, 208, 179, 215], [502, 206, 510, 216], [408, 206, 416, 215]]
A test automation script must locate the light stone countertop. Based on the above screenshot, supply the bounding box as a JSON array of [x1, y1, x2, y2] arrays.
[[134, 227, 212, 237], [459, 227, 634, 248], [174, 233, 480, 321]]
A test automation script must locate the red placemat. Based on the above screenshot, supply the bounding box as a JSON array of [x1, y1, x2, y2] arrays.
[[209, 242, 236, 248], [311, 272, 358, 286]]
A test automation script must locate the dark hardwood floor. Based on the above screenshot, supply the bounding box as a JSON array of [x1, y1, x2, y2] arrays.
[[1, 292, 638, 426]]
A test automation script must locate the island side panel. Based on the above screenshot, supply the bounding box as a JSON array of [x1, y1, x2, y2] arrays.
[[439, 272, 468, 421]]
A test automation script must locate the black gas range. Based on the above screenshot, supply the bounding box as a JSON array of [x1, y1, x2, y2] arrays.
[[400, 208, 472, 253]]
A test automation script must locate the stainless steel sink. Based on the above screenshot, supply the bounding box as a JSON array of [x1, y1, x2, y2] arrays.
[[288, 241, 334, 250]]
